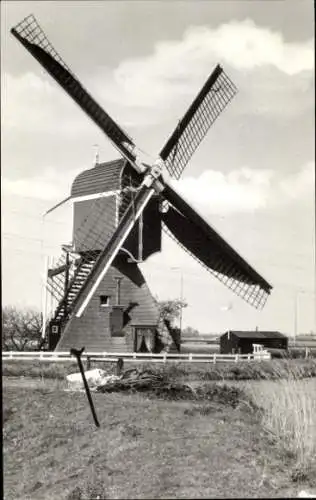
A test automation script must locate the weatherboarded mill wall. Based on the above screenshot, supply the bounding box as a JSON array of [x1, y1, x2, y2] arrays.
[[220, 330, 288, 354], [56, 255, 160, 352]]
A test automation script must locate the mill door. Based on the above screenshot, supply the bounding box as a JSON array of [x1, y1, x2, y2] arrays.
[[48, 320, 62, 350]]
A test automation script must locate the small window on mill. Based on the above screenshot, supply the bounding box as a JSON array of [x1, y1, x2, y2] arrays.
[[100, 295, 110, 307]]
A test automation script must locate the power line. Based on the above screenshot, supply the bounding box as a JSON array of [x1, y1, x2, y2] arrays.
[[2, 192, 70, 202], [162, 232, 314, 260], [2, 242, 62, 255], [3, 209, 70, 226], [7, 232, 312, 261], [2, 246, 59, 257], [2, 233, 59, 244], [3, 207, 314, 239], [145, 269, 314, 293], [3, 231, 71, 243], [145, 257, 314, 275], [3, 235, 313, 275]]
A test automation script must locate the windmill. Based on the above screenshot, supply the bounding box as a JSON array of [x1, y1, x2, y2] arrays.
[[11, 14, 272, 353]]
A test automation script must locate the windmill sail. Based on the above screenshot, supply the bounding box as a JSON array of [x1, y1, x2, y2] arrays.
[[159, 65, 237, 179], [11, 14, 139, 169], [162, 184, 272, 309]]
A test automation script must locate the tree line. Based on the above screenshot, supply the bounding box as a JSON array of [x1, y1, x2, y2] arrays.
[[2, 306, 43, 351]]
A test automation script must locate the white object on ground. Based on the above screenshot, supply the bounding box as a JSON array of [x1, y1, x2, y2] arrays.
[[66, 368, 105, 390], [66, 369, 121, 391], [298, 490, 316, 498]]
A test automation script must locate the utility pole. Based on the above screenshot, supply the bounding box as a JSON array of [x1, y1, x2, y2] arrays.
[[294, 290, 298, 346], [63, 250, 70, 319], [180, 272, 184, 332], [171, 267, 184, 332], [41, 213, 48, 340], [293, 289, 316, 345]]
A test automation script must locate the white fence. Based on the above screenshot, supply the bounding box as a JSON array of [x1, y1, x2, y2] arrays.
[[2, 351, 271, 364]]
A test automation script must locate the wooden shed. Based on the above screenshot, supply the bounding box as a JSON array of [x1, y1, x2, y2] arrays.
[[220, 330, 288, 354]]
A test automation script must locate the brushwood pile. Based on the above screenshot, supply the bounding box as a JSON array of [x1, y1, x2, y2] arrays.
[[96, 367, 252, 407]]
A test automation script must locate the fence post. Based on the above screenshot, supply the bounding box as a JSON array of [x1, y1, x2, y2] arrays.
[[213, 354, 217, 364], [163, 352, 167, 364], [247, 354, 251, 362], [87, 356, 91, 371], [189, 353, 193, 362], [235, 354, 238, 363], [115, 358, 124, 376]]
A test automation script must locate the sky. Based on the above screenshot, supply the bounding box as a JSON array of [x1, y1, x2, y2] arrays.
[[1, 0, 315, 335]]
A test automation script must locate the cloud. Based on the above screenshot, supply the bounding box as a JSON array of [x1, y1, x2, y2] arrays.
[[188, 20, 314, 74], [2, 159, 314, 215], [1, 71, 95, 135], [2, 166, 82, 201], [2, 19, 313, 139], [279, 162, 315, 201], [89, 19, 314, 124], [171, 162, 314, 214]]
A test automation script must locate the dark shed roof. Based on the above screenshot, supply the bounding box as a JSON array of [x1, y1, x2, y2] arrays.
[[227, 331, 287, 339], [71, 158, 125, 197]]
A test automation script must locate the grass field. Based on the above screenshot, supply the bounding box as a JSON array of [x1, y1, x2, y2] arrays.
[[3, 368, 316, 499], [3, 357, 316, 381], [0, 382, 300, 499], [248, 378, 316, 478]]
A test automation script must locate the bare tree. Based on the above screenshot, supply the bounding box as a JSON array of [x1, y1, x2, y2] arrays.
[[157, 298, 187, 326], [2, 306, 43, 351]]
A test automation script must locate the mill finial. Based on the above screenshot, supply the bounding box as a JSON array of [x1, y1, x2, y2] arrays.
[[93, 144, 99, 167]]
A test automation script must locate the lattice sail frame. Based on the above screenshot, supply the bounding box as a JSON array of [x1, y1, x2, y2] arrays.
[[11, 14, 73, 72], [162, 225, 269, 310], [160, 65, 237, 179], [11, 14, 136, 164]]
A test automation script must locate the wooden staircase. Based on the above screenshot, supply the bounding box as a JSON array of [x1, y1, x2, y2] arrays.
[[46, 252, 99, 326]]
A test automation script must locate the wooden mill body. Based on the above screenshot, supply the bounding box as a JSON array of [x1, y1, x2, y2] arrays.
[[54, 159, 168, 353]]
